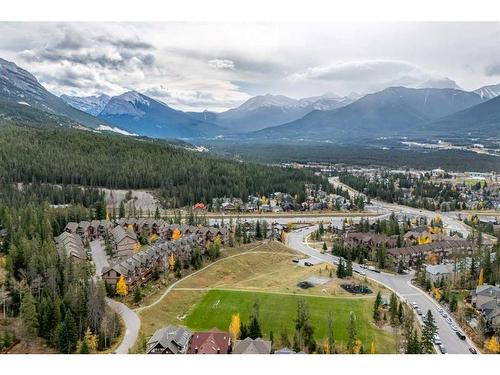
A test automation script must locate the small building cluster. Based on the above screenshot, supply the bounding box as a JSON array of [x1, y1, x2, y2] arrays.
[[146, 327, 272, 354]]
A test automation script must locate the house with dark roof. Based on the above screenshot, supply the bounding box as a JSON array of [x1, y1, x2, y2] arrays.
[[232, 337, 271, 354], [187, 328, 231, 354], [147, 326, 192, 354]]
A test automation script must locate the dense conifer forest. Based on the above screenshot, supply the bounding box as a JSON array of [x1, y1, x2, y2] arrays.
[[0, 126, 331, 207]]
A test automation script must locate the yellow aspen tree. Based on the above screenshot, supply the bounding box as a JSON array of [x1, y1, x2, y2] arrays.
[[169, 253, 175, 271], [228, 313, 241, 341], [352, 339, 363, 354], [485, 336, 500, 353], [323, 340, 331, 354], [116, 275, 128, 296], [478, 268, 484, 286], [84, 327, 98, 352], [172, 228, 182, 241], [370, 341, 376, 354]]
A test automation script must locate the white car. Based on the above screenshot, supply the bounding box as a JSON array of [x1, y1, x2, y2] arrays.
[[433, 335, 442, 345], [451, 324, 458, 331], [412, 302, 418, 309], [446, 318, 453, 325]]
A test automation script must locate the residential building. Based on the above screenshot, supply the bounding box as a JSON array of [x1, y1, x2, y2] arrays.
[[146, 326, 192, 354], [187, 328, 231, 354], [232, 337, 271, 354], [55, 232, 86, 263], [110, 225, 139, 258]]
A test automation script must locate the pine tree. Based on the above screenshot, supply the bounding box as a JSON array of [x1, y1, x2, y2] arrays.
[[20, 291, 38, 339], [248, 301, 262, 339], [389, 293, 398, 326], [119, 201, 126, 218], [421, 310, 437, 353], [336, 258, 345, 278], [255, 220, 262, 240], [373, 291, 381, 321]]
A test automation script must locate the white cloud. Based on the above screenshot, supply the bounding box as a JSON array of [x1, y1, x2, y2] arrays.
[[208, 59, 235, 70]]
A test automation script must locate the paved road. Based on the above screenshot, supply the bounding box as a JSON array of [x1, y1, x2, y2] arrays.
[[89, 239, 140, 354], [105, 298, 141, 354], [90, 239, 109, 276], [287, 227, 479, 354]]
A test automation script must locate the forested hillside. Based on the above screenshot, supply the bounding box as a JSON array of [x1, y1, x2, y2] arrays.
[[0, 126, 330, 207]]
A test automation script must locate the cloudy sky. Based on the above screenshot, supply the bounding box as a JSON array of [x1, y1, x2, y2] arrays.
[[1, 22, 500, 111]]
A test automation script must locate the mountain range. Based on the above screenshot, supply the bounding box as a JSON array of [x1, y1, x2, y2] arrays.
[[186, 93, 358, 133], [1, 57, 500, 142], [250, 87, 491, 141]]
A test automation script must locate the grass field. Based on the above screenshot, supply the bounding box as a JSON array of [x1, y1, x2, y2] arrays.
[[138, 241, 397, 353], [185, 289, 397, 353]]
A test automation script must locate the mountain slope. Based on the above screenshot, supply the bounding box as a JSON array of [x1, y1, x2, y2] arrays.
[[0, 58, 109, 129], [250, 87, 484, 141], [425, 95, 500, 137], [60, 94, 110, 116], [98, 91, 224, 139]]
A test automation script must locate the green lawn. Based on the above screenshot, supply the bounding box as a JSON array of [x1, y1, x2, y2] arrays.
[[185, 289, 397, 353]]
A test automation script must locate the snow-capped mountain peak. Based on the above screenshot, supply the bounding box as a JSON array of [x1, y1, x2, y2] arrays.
[[236, 94, 298, 112], [60, 94, 110, 116], [473, 83, 500, 100]]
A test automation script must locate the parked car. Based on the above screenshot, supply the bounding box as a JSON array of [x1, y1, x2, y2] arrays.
[[451, 324, 458, 332], [433, 334, 442, 345], [412, 302, 418, 309], [442, 312, 448, 318], [439, 344, 447, 354], [292, 258, 299, 263], [416, 308, 423, 316], [304, 261, 313, 267], [437, 307, 443, 314], [446, 318, 453, 325], [456, 331, 466, 340], [469, 347, 477, 354]]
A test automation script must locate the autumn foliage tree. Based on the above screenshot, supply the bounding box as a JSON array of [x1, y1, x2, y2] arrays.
[[478, 268, 484, 286], [229, 313, 241, 341], [485, 336, 500, 353], [172, 229, 182, 241], [116, 275, 128, 296]]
